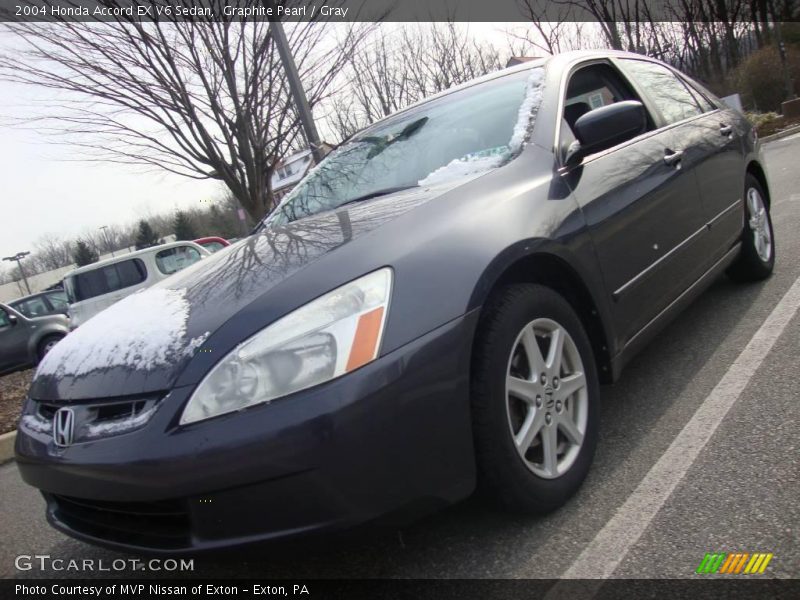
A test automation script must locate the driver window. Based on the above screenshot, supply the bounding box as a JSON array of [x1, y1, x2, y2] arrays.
[[561, 63, 652, 161], [0, 308, 10, 328]]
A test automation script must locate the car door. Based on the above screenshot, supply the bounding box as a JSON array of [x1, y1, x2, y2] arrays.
[[618, 58, 745, 265], [683, 77, 747, 258], [0, 305, 30, 369], [558, 60, 710, 347]]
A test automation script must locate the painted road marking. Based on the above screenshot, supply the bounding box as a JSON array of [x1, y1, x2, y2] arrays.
[[555, 274, 800, 582]]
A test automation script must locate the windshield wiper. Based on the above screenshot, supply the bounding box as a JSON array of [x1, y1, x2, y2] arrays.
[[360, 117, 429, 159], [337, 185, 419, 209]]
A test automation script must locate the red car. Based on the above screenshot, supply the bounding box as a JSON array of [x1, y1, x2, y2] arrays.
[[193, 236, 230, 253]]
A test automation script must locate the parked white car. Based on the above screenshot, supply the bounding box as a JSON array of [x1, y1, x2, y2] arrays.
[[63, 241, 210, 328]]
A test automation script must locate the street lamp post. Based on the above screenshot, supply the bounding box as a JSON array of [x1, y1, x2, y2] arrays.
[[2, 251, 32, 295], [99, 225, 115, 257], [262, 0, 324, 164]]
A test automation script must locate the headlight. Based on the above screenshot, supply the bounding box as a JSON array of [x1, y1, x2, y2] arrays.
[[180, 268, 393, 425]]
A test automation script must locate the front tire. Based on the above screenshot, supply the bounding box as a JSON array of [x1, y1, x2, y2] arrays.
[[728, 174, 775, 282], [471, 284, 600, 514]]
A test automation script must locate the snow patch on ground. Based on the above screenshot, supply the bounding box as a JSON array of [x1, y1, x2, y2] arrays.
[[418, 67, 546, 187], [36, 288, 204, 378]]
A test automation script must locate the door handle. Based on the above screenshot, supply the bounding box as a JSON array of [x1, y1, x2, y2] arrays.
[[664, 149, 683, 166], [720, 124, 733, 136]]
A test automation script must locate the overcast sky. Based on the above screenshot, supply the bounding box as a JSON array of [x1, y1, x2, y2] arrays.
[[0, 23, 516, 262]]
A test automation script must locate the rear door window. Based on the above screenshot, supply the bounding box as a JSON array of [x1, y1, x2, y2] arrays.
[[71, 259, 147, 301], [13, 296, 49, 318], [155, 246, 202, 275]]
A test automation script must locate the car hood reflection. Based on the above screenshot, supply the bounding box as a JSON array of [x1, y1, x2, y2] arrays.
[[29, 184, 456, 401]]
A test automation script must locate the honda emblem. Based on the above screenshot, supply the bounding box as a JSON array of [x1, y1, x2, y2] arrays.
[[53, 408, 75, 447]]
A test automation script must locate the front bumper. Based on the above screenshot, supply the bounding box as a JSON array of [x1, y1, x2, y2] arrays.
[[16, 312, 479, 554]]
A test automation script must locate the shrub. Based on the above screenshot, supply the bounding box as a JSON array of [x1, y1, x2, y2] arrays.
[[735, 46, 800, 112], [744, 111, 781, 129]]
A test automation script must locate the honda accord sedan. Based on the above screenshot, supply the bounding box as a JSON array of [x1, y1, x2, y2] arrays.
[[16, 50, 774, 553]]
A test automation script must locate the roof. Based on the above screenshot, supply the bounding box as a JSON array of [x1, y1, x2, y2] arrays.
[[7, 289, 61, 305]]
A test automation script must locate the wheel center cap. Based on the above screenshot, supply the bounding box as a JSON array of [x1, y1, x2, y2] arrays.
[[544, 386, 555, 408]]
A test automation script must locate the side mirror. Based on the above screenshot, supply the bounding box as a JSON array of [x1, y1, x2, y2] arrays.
[[8, 314, 17, 326], [566, 100, 647, 166]]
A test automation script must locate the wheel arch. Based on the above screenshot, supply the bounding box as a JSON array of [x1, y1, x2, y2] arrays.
[[746, 160, 771, 208], [28, 328, 66, 363], [474, 249, 615, 384]]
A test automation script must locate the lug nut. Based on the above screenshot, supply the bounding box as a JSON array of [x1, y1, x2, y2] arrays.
[[535, 395, 542, 407], [556, 401, 562, 413], [553, 376, 560, 388], [540, 373, 547, 385], [545, 413, 552, 425]]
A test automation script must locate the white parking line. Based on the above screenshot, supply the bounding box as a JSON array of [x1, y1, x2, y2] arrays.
[[555, 273, 800, 582]]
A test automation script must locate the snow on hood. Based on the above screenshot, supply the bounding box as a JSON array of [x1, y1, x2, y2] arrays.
[[36, 288, 209, 379], [418, 67, 545, 187]]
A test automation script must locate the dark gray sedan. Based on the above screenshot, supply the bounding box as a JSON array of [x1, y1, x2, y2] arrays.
[[16, 50, 774, 553]]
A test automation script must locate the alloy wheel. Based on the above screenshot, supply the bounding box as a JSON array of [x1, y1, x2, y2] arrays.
[[747, 187, 772, 263], [505, 318, 588, 479]]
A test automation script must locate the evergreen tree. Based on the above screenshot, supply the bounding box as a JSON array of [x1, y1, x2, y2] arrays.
[[173, 211, 197, 241], [72, 240, 99, 266], [134, 220, 160, 249]]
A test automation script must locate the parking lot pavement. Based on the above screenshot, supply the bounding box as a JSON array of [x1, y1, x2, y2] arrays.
[[1, 137, 799, 581]]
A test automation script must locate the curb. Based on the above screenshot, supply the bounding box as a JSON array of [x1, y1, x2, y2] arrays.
[[0, 430, 16, 464], [761, 124, 800, 144]]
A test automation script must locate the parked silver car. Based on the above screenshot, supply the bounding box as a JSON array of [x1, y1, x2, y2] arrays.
[[8, 289, 69, 319], [0, 303, 69, 374]]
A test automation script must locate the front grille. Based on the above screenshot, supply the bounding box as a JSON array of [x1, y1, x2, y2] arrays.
[[25, 395, 162, 443], [48, 494, 191, 549]]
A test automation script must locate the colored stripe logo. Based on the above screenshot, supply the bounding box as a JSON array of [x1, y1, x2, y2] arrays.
[[696, 552, 773, 574]]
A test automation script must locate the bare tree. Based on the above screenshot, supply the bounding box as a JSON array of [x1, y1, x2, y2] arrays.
[[0, 1, 372, 220], [510, 2, 608, 56], [33, 234, 74, 270], [325, 23, 504, 141]]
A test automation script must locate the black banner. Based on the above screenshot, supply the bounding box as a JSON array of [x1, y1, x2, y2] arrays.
[[2, 0, 800, 23], [3, 579, 800, 600]]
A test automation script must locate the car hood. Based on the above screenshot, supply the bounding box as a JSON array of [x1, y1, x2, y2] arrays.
[[29, 183, 461, 401]]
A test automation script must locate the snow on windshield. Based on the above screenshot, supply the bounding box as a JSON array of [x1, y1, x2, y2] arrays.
[[36, 288, 209, 378], [418, 67, 545, 187]]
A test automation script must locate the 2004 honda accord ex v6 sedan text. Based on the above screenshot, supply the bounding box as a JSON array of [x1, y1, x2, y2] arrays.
[[17, 51, 775, 553]]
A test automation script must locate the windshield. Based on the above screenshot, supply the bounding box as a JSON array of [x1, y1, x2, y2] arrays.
[[266, 68, 543, 226]]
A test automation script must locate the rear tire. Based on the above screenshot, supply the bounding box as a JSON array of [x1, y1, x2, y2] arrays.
[[727, 174, 775, 282], [471, 284, 600, 514], [37, 334, 64, 362]]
